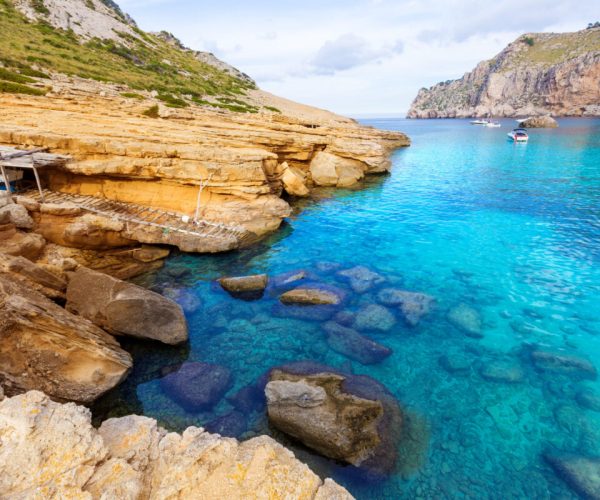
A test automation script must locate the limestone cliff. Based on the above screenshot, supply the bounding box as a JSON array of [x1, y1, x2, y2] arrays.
[[0, 391, 353, 499], [407, 27, 600, 118]]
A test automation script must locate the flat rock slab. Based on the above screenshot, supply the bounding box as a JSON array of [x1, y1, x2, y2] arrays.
[[67, 267, 188, 345], [324, 321, 392, 365], [544, 453, 600, 500], [161, 362, 233, 412]]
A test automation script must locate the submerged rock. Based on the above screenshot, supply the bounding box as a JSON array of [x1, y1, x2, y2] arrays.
[[272, 303, 337, 321], [576, 390, 600, 413], [160, 362, 233, 412], [268, 269, 311, 294], [377, 288, 435, 326], [544, 453, 600, 500], [480, 360, 524, 383], [226, 384, 265, 414], [324, 321, 392, 365], [354, 304, 397, 332], [66, 267, 188, 345], [530, 349, 597, 380], [447, 303, 483, 338], [280, 286, 343, 305], [219, 274, 268, 293], [0, 275, 131, 403], [439, 354, 472, 374], [162, 287, 202, 315], [205, 411, 247, 438], [265, 361, 403, 478], [0, 391, 352, 499], [337, 265, 385, 293]]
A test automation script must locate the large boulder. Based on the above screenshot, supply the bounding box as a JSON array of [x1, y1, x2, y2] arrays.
[[0, 275, 132, 403], [309, 151, 366, 187], [0, 391, 353, 499], [0, 252, 66, 300], [265, 362, 403, 477], [377, 288, 435, 326], [337, 265, 385, 293], [160, 362, 233, 412], [324, 321, 392, 365], [281, 163, 310, 196], [544, 453, 600, 500], [66, 266, 188, 345]]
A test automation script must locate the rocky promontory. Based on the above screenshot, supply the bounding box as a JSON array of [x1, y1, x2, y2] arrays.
[[407, 27, 600, 118], [0, 391, 353, 499]]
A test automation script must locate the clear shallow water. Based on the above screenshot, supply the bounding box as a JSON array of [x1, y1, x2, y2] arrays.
[[93, 118, 600, 499]]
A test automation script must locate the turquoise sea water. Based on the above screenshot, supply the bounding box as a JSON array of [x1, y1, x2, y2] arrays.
[[93, 118, 600, 499]]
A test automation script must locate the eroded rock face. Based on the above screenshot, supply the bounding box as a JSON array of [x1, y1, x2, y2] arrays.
[[0, 275, 132, 403], [0, 252, 66, 300], [66, 266, 188, 345], [0, 391, 353, 499], [266, 362, 403, 477]]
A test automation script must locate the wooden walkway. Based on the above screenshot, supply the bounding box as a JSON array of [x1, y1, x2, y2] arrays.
[[26, 189, 251, 246]]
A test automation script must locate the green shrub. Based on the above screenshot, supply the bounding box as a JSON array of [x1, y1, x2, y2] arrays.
[[142, 104, 159, 117], [121, 91, 144, 99], [523, 36, 535, 46], [156, 93, 188, 108], [264, 105, 281, 113], [0, 67, 36, 83], [31, 0, 49, 15], [0, 80, 47, 95]]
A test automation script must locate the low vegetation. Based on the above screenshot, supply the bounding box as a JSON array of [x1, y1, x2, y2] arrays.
[[0, 0, 257, 110], [141, 104, 159, 118]]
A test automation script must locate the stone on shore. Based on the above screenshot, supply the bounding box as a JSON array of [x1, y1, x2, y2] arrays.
[[0, 252, 66, 299], [0, 391, 353, 499], [160, 362, 233, 412], [324, 321, 392, 365], [544, 453, 600, 500], [447, 303, 483, 338], [0, 203, 34, 229], [530, 349, 597, 380], [0, 224, 46, 260], [280, 286, 343, 305], [66, 266, 188, 345], [354, 304, 397, 332], [337, 265, 385, 293], [266, 361, 403, 477], [377, 288, 435, 326], [0, 276, 132, 403], [519, 116, 559, 128]]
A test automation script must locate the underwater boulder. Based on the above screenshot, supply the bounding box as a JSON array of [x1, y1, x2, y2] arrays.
[[205, 411, 247, 438], [162, 287, 202, 315], [479, 359, 524, 383], [160, 362, 233, 412], [280, 286, 343, 306], [544, 453, 600, 500], [530, 349, 597, 380], [377, 289, 435, 326], [226, 384, 266, 414], [447, 303, 483, 338], [354, 304, 397, 332], [337, 265, 385, 293], [265, 361, 403, 478], [271, 303, 337, 321], [323, 321, 392, 365], [576, 390, 600, 413], [438, 353, 472, 374]]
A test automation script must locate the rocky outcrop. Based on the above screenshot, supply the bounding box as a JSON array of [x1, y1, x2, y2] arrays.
[[408, 28, 600, 118], [0, 275, 131, 403], [266, 362, 403, 477], [518, 115, 559, 128], [0, 391, 353, 499], [66, 266, 188, 345]]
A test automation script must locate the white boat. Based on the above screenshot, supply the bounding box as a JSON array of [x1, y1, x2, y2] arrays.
[[470, 119, 489, 125], [485, 121, 501, 128], [508, 128, 529, 142]]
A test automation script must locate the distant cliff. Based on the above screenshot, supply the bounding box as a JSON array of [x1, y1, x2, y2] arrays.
[[407, 27, 600, 118]]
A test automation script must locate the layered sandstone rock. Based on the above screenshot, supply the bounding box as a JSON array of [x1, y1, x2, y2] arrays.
[[0, 252, 66, 299], [0, 276, 132, 403], [66, 267, 188, 345], [408, 28, 600, 118], [0, 391, 353, 499]]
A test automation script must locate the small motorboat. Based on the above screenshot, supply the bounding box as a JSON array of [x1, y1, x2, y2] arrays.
[[485, 121, 501, 128], [508, 128, 529, 142], [470, 119, 489, 125]]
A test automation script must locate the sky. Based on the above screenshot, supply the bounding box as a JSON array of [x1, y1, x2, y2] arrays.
[[118, 0, 598, 116]]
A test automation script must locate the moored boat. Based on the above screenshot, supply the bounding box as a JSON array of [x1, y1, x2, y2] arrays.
[[485, 121, 501, 128], [470, 119, 489, 125], [508, 128, 529, 142]]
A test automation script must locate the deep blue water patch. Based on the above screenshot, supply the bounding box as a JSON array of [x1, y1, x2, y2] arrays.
[[92, 118, 600, 499]]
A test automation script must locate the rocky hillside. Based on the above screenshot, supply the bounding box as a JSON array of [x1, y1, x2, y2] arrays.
[[407, 27, 600, 118]]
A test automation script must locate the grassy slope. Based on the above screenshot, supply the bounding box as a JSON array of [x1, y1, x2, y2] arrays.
[[0, 0, 262, 112]]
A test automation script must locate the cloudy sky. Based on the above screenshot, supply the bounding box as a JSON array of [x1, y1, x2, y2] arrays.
[[119, 0, 598, 116]]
